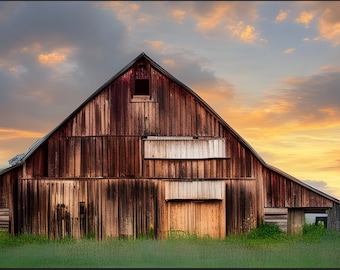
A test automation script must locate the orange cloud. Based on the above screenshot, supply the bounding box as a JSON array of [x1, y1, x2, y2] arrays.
[[283, 48, 295, 54], [188, 1, 261, 42], [276, 10, 288, 22], [145, 40, 165, 50], [38, 46, 76, 64], [195, 4, 233, 32], [216, 100, 340, 199], [295, 11, 315, 28], [310, 2, 340, 46], [0, 128, 45, 140], [94, 1, 140, 18], [226, 22, 259, 44], [38, 51, 66, 65], [240, 25, 257, 43], [293, 2, 340, 46], [319, 17, 340, 47], [94, 1, 141, 27], [171, 9, 186, 24]]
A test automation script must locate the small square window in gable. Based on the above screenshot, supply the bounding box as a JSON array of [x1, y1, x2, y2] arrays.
[[135, 79, 149, 95], [132, 62, 151, 101]]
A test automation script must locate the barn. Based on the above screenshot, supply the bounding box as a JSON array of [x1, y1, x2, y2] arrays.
[[0, 52, 339, 240]]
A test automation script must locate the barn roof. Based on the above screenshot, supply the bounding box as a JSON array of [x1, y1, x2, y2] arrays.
[[1, 52, 339, 204]]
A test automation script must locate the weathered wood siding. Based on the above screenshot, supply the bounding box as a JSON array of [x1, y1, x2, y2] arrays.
[[20, 61, 259, 182], [264, 207, 288, 232], [1, 55, 338, 239], [12, 178, 165, 239], [0, 208, 9, 229], [264, 169, 334, 208]]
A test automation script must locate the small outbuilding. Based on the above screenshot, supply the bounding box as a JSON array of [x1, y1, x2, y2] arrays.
[[1, 52, 339, 239]]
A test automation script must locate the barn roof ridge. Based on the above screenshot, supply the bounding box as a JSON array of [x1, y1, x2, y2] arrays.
[[1, 52, 339, 203]]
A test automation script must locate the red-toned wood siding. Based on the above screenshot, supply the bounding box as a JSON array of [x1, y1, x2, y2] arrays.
[[13, 179, 165, 239], [264, 169, 333, 208], [22, 62, 259, 181]]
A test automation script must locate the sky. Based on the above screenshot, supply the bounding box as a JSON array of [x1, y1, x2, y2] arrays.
[[0, 1, 340, 199]]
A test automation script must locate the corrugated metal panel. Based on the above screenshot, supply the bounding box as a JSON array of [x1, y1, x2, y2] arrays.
[[144, 137, 227, 159], [165, 181, 224, 200]]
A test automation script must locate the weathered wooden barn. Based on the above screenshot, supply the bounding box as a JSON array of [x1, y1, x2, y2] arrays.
[[1, 52, 339, 240]]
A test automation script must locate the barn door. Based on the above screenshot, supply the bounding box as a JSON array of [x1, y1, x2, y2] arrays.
[[168, 200, 221, 238]]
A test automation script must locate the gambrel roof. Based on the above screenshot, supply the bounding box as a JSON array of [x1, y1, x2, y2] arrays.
[[1, 52, 339, 204]]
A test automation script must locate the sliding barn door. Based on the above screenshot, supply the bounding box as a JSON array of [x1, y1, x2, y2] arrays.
[[168, 200, 221, 238]]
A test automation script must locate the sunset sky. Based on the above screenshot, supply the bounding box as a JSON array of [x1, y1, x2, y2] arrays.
[[1, 1, 340, 199]]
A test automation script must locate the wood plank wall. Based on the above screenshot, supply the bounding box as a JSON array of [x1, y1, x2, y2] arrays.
[[264, 169, 333, 208], [21, 64, 258, 181], [13, 179, 165, 240]]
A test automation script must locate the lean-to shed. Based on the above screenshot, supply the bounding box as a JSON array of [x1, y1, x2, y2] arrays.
[[1, 52, 339, 239]]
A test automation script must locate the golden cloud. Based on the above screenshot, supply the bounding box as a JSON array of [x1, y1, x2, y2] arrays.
[[191, 2, 260, 40], [171, 9, 186, 24], [295, 11, 315, 28], [38, 51, 66, 65], [226, 22, 258, 44], [276, 10, 288, 22], [93, 1, 146, 31], [293, 2, 340, 46], [0, 128, 45, 140], [319, 19, 340, 47], [195, 3, 234, 32], [317, 3, 340, 46], [37, 47, 76, 67], [240, 25, 257, 43]]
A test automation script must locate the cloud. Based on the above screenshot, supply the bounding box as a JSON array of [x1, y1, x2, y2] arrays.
[[95, 1, 140, 20], [294, 2, 340, 46], [226, 22, 259, 44], [0, 1, 129, 133], [276, 10, 288, 22], [147, 49, 236, 113], [154, 1, 263, 44], [171, 9, 186, 24], [295, 11, 315, 28], [162, 59, 176, 68], [318, 9, 340, 47], [0, 128, 45, 140], [145, 40, 166, 51], [0, 128, 46, 166], [319, 65, 340, 72], [283, 48, 295, 54], [303, 180, 340, 199], [37, 48, 75, 66], [222, 66, 340, 145]]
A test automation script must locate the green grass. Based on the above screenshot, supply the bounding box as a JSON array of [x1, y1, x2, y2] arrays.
[[0, 223, 339, 268]]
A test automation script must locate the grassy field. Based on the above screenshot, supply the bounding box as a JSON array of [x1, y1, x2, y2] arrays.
[[0, 223, 339, 268]]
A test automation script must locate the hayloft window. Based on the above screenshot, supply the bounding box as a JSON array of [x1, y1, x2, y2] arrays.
[[132, 63, 151, 101], [135, 79, 149, 95]]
